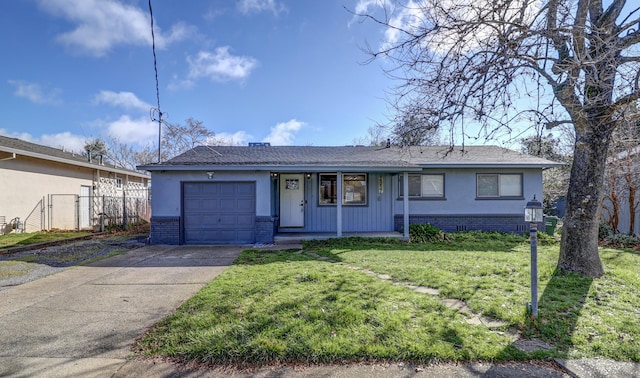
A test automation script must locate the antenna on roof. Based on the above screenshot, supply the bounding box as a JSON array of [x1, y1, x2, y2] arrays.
[[148, 0, 163, 163]]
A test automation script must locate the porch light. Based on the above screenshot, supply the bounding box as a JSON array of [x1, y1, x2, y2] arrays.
[[270, 172, 278, 178], [206, 171, 215, 179], [524, 195, 543, 222], [524, 194, 543, 319], [305, 173, 312, 179]]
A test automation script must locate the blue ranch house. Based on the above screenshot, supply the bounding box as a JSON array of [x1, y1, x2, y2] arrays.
[[138, 145, 560, 244]]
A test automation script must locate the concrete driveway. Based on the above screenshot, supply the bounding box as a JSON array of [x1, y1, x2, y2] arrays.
[[0, 244, 245, 378]]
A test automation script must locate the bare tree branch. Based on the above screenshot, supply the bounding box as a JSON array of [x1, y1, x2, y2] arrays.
[[356, 0, 640, 277]]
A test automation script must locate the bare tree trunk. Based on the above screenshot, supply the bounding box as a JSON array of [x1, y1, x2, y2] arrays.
[[559, 129, 608, 277]]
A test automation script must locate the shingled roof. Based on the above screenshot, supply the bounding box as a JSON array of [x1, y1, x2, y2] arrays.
[[0, 135, 148, 178], [138, 145, 560, 171]]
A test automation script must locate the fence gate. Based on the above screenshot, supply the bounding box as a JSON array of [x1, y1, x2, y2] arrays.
[[79, 186, 92, 229], [46, 190, 149, 232], [49, 194, 79, 231], [23, 197, 45, 233]]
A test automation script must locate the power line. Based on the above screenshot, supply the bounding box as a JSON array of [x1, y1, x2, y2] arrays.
[[148, 0, 163, 163]]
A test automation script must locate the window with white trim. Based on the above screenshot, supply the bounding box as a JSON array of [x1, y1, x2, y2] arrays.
[[399, 174, 445, 198], [319, 173, 367, 205], [116, 177, 123, 189], [476, 173, 522, 198]]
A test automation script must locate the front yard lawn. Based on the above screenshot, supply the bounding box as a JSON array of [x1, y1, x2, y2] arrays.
[[136, 233, 640, 366], [0, 231, 92, 249]]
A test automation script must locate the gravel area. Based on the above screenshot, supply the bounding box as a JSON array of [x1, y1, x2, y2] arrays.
[[0, 234, 147, 290]]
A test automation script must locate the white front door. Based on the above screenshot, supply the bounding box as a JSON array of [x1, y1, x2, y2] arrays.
[[280, 174, 304, 227]]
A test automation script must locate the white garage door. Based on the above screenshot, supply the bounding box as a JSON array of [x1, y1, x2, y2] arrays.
[[183, 182, 256, 244]]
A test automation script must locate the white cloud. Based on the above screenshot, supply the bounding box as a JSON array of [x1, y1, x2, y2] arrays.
[[8, 80, 62, 105], [262, 119, 304, 146], [186, 47, 259, 82], [93, 91, 152, 112], [0, 129, 35, 143], [167, 74, 195, 91], [0, 128, 87, 153], [105, 115, 158, 145], [353, 0, 423, 48], [237, 0, 287, 15], [37, 0, 192, 56], [354, 0, 389, 14], [39, 132, 88, 153], [354, 0, 541, 53], [2, 115, 156, 153], [212, 131, 253, 146], [350, 0, 392, 27]]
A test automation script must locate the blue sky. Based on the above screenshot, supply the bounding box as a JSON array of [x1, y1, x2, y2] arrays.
[[1, 0, 402, 153]]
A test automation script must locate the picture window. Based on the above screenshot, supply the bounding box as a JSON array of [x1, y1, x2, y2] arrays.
[[399, 174, 444, 198], [319, 173, 367, 205], [476, 173, 522, 198]]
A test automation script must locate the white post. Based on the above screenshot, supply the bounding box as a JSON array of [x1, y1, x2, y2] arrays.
[[336, 172, 342, 237], [403, 172, 409, 239]]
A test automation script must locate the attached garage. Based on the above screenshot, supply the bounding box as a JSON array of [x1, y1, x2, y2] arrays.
[[182, 182, 256, 244]]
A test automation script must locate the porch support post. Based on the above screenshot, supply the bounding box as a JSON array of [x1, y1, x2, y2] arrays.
[[336, 171, 342, 237], [403, 172, 409, 239]]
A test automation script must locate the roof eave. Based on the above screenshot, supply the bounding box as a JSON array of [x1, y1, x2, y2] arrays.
[[137, 164, 423, 172], [1, 147, 149, 179], [416, 163, 564, 169]]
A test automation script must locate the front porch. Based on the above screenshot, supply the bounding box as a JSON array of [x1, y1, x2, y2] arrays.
[[274, 231, 407, 244]]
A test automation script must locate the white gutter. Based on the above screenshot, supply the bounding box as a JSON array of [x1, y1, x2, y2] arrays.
[[0, 147, 149, 179], [137, 165, 424, 172]]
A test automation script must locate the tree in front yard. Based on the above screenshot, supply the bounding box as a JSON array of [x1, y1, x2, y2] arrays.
[[355, 0, 640, 277]]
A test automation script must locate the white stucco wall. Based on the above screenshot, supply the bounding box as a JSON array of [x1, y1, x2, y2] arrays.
[[0, 156, 95, 231], [0, 155, 150, 232], [150, 170, 272, 217]]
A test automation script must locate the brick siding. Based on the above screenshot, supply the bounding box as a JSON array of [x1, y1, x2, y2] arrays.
[[255, 216, 276, 243], [150, 216, 180, 245], [394, 214, 541, 234]]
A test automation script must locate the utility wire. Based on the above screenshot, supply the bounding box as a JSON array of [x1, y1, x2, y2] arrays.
[[148, 0, 162, 163]]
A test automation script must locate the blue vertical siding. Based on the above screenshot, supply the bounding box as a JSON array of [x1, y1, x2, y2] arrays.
[[284, 173, 394, 232]]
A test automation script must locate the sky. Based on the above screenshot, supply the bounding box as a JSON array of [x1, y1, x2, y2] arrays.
[[0, 0, 405, 153]]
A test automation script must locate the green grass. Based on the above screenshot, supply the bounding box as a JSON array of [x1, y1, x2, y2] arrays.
[[136, 234, 640, 366], [0, 232, 92, 249], [79, 249, 126, 265], [0, 260, 30, 279]]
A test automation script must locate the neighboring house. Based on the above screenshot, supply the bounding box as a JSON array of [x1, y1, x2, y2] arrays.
[[0, 135, 150, 234], [601, 146, 640, 236], [138, 144, 560, 245]]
